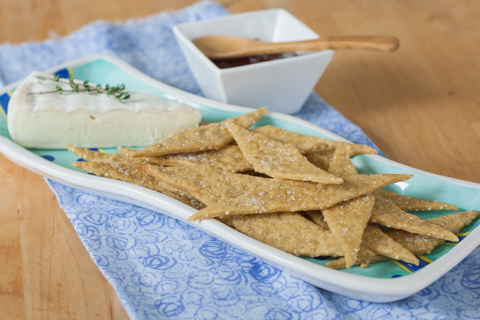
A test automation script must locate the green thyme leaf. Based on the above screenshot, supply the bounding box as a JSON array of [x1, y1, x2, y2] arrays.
[[32, 75, 131, 102]]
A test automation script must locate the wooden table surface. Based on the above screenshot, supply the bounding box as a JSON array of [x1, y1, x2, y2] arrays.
[[1, 0, 479, 319]]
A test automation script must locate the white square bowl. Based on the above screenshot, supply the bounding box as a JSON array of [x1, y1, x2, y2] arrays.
[[173, 9, 334, 114]]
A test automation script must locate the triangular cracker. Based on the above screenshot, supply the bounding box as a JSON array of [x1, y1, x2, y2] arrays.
[[326, 248, 387, 269], [322, 195, 375, 268], [219, 212, 343, 257], [373, 189, 458, 211], [68, 145, 166, 167], [387, 210, 479, 255], [371, 196, 459, 242], [252, 125, 377, 156], [362, 224, 419, 265], [307, 211, 419, 266], [227, 122, 343, 184], [186, 171, 413, 221], [137, 164, 411, 221], [138, 164, 259, 205], [122, 145, 253, 172], [321, 144, 367, 267], [327, 144, 358, 178], [73, 161, 205, 210], [131, 107, 266, 158], [67, 144, 134, 163], [117, 147, 136, 158], [304, 152, 330, 171]]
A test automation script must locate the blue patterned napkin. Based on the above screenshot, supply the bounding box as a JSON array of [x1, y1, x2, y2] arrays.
[[2, 1, 480, 319]]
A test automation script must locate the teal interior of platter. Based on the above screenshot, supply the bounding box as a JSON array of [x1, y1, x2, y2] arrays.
[[1, 58, 479, 279]]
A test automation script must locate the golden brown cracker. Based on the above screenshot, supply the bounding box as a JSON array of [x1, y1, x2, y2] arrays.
[[426, 210, 479, 231], [362, 224, 419, 265], [119, 146, 182, 167], [219, 212, 343, 257], [117, 147, 137, 158], [73, 161, 205, 210], [304, 152, 330, 171], [327, 144, 358, 178], [305, 211, 330, 230], [140, 145, 252, 172], [252, 125, 377, 156], [138, 163, 410, 221], [68, 145, 163, 166], [307, 210, 419, 266], [67, 144, 130, 163], [322, 195, 375, 268], [227, 122, 343, 184], [137, 164, 259, 206], [188, 172, 413, 221], [387, 210, 479, 255], [373, 189, 458, 211], [131, 107, 266, 158], [121, 144, 253, 172], [371, 196, 459, 242], [326, 248, 387, 269], [252, 125, 332, 154]]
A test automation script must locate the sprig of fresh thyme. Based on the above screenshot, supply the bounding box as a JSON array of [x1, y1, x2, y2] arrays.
[[29, 75, 131, 103]]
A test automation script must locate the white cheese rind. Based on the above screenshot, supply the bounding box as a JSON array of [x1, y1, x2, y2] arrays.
[[8, 71, 202, 149]]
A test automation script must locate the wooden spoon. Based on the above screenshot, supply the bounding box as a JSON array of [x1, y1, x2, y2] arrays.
[[193, 35, 399, 59]]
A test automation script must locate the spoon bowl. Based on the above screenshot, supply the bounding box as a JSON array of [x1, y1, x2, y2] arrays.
[[193, 35, 400, 60]]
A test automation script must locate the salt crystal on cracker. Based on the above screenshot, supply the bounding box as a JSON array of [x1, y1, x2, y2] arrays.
[[226, 122, 343, 184], [219, 212, 343, 257], [187, 172, 413, 221], [131, 107, 266, 158], [322, 195, 375, 268], [73, 161, 205, 210], [373, 189, 458, 211], [387, 210, 479, 255], [252, 125, 377, 156], [371, 196, 459, 242]]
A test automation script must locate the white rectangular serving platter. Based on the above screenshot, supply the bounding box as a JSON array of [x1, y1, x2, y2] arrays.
[[1, 55, 479, 302]]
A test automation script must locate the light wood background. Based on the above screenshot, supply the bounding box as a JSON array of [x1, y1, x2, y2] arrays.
[[1, 0, 479, 319]]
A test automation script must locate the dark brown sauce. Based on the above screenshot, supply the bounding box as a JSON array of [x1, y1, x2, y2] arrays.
[[211, 52, 297, 69]]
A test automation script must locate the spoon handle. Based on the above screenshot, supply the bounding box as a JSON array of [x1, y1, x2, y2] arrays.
[[253, 35, 399, 54]]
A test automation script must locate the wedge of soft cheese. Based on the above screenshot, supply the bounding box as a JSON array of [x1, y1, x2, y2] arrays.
[[8, 71, 202, 149]]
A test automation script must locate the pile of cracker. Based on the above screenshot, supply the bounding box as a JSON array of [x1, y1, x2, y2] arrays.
[[68, 108, 479, 269]]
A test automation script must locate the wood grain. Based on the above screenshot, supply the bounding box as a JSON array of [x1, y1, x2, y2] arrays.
[[1, 0, 480, 319]]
